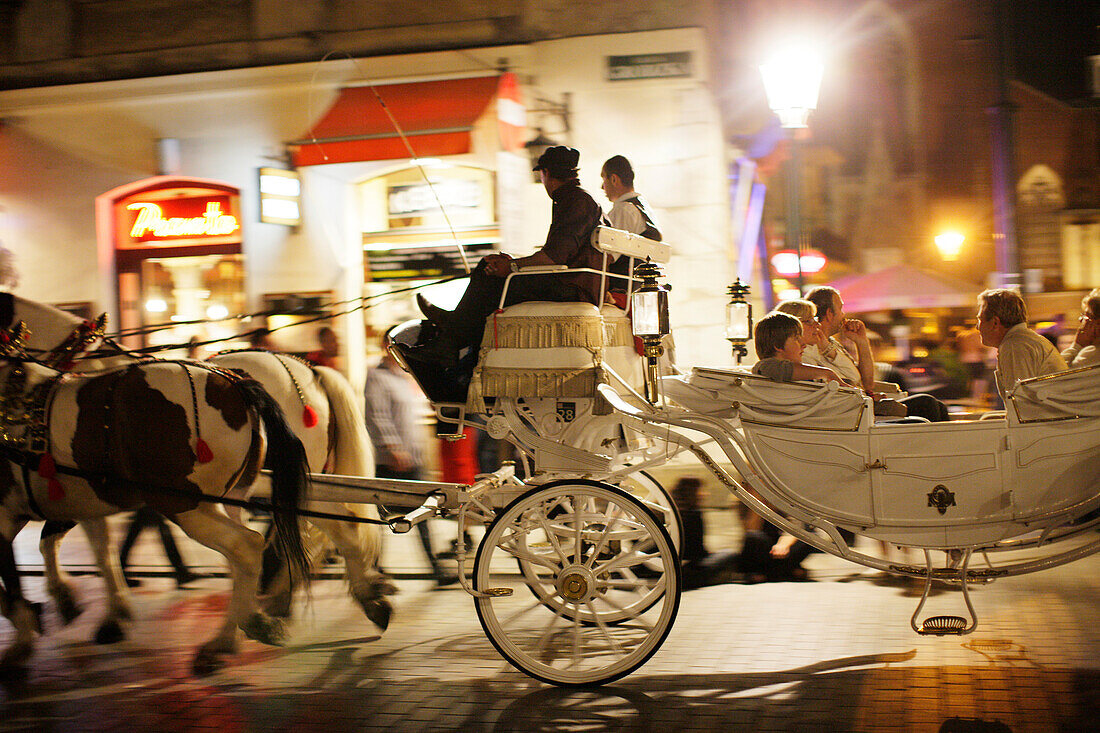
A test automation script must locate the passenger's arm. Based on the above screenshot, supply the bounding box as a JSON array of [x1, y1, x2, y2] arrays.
[[841, 319, 876, 393], [791, 363, 843, 384], [482, 251, 556, 277]]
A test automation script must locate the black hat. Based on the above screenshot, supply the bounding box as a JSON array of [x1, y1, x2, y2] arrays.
[[533, 146, 580, 177]]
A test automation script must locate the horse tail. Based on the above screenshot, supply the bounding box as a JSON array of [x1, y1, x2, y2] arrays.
[[312, 366, 383, 568], [313, 366, 374, 478], [234, 377, 312, 584]]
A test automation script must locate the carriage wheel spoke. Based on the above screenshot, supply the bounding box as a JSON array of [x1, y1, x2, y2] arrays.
[[499, 535, 561, 572], [583, 511, 623, 570], [584, 600, 626, 656], [535, 513, 570, 564]]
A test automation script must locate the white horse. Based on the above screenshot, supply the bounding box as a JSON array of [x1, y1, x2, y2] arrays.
[[208, 349, 395, 626], [3, 294, 394, 634], [0, 356, 312, 674]]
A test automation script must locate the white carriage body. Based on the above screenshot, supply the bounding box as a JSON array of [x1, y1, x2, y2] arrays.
[[662, 365, 1100, 548]]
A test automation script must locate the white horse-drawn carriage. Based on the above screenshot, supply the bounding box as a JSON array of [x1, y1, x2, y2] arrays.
[[2, 227, 1099, 687]]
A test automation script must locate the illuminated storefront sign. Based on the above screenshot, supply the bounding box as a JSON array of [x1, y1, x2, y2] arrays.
[[128, 201, 240, 238], [388, 179, 481, 216]]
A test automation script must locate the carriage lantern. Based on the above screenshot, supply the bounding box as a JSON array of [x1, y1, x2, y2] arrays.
[[630, 258, 670, 405], [725, 279, 753, 364]]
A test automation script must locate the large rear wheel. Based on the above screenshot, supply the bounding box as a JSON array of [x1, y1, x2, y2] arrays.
[[474, 480, 681, 686]]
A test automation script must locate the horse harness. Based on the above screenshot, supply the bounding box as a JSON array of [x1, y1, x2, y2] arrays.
[[0, 332, 388, 527]]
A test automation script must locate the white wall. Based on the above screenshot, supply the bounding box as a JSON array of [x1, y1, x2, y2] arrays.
[[0, 27, 737, 386]]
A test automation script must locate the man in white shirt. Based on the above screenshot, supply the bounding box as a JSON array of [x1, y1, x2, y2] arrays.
[[600, 155, 661, 294], [804, 285, 948, 421], [802, 286, 874, 390], [977, 288, 1068, 401]]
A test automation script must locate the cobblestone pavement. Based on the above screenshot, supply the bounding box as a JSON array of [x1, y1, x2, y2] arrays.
[[1, 516, 1098, 732]]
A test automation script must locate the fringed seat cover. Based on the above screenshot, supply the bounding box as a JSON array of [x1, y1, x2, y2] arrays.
[[466, 302, 637, 413]]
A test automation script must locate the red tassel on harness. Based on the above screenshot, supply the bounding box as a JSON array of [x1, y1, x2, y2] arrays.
[[195, 439, 213, 464], [38, 454, 65, 501], [37, 452, 56, 478], [302, 405, 318, 428]]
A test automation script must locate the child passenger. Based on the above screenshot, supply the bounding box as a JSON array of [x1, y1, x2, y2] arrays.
[[752, 311, 844, 384]]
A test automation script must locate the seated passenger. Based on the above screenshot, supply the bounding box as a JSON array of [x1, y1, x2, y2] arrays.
[[751, 311, 845, 384], [802, 287, 948, 421], [409, 146, 603, 367], [1062, 288, 1100, 368], [977, 288, 1068, 400]]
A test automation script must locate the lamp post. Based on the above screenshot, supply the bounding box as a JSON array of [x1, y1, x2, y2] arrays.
[[726, 279, 753, 364], [760, 48, 823, 295], [631, 259, 671, 405]]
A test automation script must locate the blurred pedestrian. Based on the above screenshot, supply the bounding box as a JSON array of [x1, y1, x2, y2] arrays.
[[673, 477, 740, 590], [363, 328, 456, 587], [119, 507, 201, 588], [307, 325, 341, 371]]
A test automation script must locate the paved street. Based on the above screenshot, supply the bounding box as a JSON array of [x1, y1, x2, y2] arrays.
[[2, 515, 1098, 732]]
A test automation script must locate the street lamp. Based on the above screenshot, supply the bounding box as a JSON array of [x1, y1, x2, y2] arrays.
[[760, 47, 824, 295], [935, 231, 965, 261]]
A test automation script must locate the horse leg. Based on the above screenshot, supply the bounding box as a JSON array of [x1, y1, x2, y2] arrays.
[[171, 505, 282, 675], [0, 515, 40, 672], [305, 507, 395, 631], [78, 518, 133, 644], [39, 520, 83, 625], [259, 521, 326, 618]]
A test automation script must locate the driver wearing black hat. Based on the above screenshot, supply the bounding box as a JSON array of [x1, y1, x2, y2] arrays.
[[412, 146, 604, 366]]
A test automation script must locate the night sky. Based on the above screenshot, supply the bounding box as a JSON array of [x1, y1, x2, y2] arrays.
[[1011, 0, 1099, 101]]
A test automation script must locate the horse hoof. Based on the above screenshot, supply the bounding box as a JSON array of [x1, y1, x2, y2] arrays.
[[56, 590, 83, 625], [0, 644, 33, 671], [360, 598, 393, 631], [192, 649, 225, 676], [240, 613, 286, 646], [94, 619, 125, 645]]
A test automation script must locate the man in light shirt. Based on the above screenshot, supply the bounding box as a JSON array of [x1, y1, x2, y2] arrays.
[[976, 288, 1068, 401], [803, 286, 947, 421], [600, 155, 661, 296]]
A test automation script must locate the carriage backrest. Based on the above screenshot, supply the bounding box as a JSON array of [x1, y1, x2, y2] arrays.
[[591, 226, 672, 264], [1007, 363, 1100, 423], [663, 366, 870, 431]]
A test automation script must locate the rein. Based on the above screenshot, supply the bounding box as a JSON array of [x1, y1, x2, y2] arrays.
[[0, 443, 388, 526]]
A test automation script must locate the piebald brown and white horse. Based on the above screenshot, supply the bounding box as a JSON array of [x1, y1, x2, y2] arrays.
[[5, 295, 394, 636], [0, 356, 311, 674]]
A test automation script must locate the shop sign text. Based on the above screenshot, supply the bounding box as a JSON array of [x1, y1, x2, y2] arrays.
[[128, 201, 240, 239]]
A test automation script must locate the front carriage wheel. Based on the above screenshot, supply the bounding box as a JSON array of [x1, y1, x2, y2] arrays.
[[474, 481, 681, 686]]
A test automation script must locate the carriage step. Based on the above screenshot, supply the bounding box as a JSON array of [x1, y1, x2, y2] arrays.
[[917, 615, 969, 636]]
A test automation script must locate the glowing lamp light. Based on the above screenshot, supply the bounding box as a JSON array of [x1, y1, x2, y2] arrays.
[[935, 231, 965, 261], [206, 303, 229, 320], [630, 259, 670, 404], [771, 249, 827, 276], [145, 298, 168, 313], [759, 46, 824, 129]]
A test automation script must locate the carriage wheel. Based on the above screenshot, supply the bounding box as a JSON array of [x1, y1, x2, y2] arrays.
[[514, 471, 681, 625], [474, 480, 681, 686]]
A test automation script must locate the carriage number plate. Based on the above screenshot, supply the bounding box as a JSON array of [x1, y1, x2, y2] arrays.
[[556, 402, 576, 422]]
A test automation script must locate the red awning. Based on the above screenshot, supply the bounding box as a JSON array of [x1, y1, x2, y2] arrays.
[[825, 264, 981, 313], [290, 75, 503, 167]]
